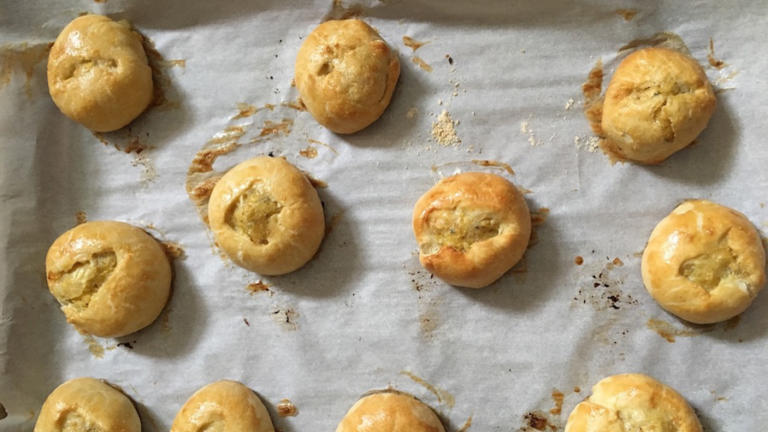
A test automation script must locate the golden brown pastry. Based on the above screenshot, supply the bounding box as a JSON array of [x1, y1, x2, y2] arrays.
[[34, 377, 140, 432], [294, 19, 400, 134], [47, 14, 153, 132], [642, 200, 765, 324], [412, 172, 531, 288], [601, 47, 716, 164], [208, 156, 325, 275], [171, 380, 274, 432], [45, 220, 172, 337], [565, 374, 702, 432], [336, 390, 445, 432]]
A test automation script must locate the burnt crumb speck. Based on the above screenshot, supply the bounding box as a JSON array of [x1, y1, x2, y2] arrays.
[[243, 318, 250, 326], [269, 76, 274, 80], [445, 54, 454, 65], [279, 39, 283, 43], [268, 151, 275, 157], [117, 341, 136, 350], [274, 54, 278, 58]]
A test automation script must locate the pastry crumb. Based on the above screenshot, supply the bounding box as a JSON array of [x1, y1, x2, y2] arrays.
[[406, 107, 418, 119], [564, 98, 575, 110], [431, 110, 461, 146]]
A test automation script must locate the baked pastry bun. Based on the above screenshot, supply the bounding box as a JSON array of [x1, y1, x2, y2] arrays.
[[171, 380, 274, 432], [642, 200, 765, 324], [412, 172, 531, 288], [565, 373, 702, 432], [336, 390, 445, 432], [45, 220, 172, 337], [47, 14, 153, 132], [294, 19, 400, 134], [34, 377, 140, 432], [601, 47, 716, 164], [208, 156, 325, 275]]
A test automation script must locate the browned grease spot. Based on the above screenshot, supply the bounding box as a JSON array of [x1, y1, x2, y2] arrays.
[[612, 257, 624, 267], [82, 334, 105, 358], [282, 99, 306, 111], [400, 371, 455, 408], [615, 8, 638, 21], [574, 256, 584, 265], [531, 208, 550, 226], [160, 241, 186, 260], [329, 0, 364, 19], [403, 36, 429, 52], [277, 399, 298, 417], [75, 211, 88, 226], [258, 118, 293, 138], [161, 59, 186, 68], [618, 32, 689, 55], [582, 59, 604, 136], [723, 314, 741, 331], [232, 102, 275, 120], [0, 42, 51, 97], [458, 415, 472, 432], [93, 0, 107, 3], [708, 38, 727, 69], [138, 32, 179, 110], [573, 386, 581, 393], [550, 389, 564, 415], [308, 138, 338, 154], [299, 146, 318, 159], [306, 174, 328, 189], [646, 318, 712, 343], [471, 159, 515, 175], [326, 210, 345, 235], [523, 411, 550, 431], [412, 56, 433, 72], [419, 306, 439, 337], [247, 281, 271, 295]]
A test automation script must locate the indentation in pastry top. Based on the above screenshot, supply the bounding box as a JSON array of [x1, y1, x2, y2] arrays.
[[59, 409, 104, 432], [420, 208, 500, 254], [226, 184, 283, 245], [47, 251, 117, 309], [677, 231, 750, 294]]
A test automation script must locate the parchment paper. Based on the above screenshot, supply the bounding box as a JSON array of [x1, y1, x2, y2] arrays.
[[2, 0, 767, 430]]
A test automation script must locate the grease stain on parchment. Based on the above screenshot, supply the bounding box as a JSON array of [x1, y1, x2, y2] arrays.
[[400, 370, 455, 408], [0, 42, 51, 98]]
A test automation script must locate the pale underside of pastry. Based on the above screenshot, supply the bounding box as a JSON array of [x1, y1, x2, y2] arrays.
[[642, 199, 766, 324], [294, 19, 400, 134], [47, 14, 153, 132], [336, 390, 445, 432], [413, 172, 531, 288], [34, 377, 141, 432], [564, 373, 702, 432], [45, 220, 172, 337], [171, 380, 274, 432], [208, 156, 325, 275], [600, 46, 716, 164]]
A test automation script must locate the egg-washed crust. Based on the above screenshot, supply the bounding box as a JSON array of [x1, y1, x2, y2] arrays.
[[335, 391, 445, 432], [294, 19, 400, 134], [564, 374, 702, 432], [47, 14, 153, 132], [601, 47, 716, 164], [34, 377, 141, 432], [171, 380, 274, 432], [45, 221, 172, 338], [412, 172, 531, 288], [642, 200, 765, 324], [208, 156, 325, 275]]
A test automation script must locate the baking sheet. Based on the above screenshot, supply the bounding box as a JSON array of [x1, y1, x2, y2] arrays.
[[2, 0, 768, 430]]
